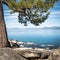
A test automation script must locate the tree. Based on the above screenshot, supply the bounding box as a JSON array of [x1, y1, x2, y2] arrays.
[[0, 0, 10, 47], [0, 0, 58, 47], [7, 0, 58, 26]]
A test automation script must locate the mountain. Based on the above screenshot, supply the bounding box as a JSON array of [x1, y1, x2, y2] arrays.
[[43, 26, 60, 29], [7, 26, 60, 30]]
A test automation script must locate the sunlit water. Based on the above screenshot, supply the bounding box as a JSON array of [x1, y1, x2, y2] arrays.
[[7, 28, 60, 49]]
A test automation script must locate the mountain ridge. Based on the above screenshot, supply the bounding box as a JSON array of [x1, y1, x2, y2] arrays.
[[7, 26, 60, 29]]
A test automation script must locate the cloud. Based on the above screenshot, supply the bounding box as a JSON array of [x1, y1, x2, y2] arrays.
[[4, 10, 10, 13], [51, 11, 60, 15], [4, 10, 18, 16], [5, 15, 18, 19], [4, 11, 18, 19]]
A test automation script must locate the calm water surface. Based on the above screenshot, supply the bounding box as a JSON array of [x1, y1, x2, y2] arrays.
[[7, 28, 60, 49]]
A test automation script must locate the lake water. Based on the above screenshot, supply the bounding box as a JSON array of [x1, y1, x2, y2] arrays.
[[7, 28, 60, 49]]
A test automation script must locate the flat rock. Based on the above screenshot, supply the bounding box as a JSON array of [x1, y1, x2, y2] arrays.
[[0, 48, 60, 60], [14, 48, 60, 60], [0, 48, 27, 60]]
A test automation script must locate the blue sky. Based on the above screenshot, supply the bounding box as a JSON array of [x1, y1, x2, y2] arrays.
[[3, 0, 60, 28]]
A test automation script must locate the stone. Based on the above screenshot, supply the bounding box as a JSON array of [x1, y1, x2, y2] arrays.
[[14, 48, 60, 60], [40, 52, 50, 59], [0, 48, 27, 60], [9, 40, 20, 48]]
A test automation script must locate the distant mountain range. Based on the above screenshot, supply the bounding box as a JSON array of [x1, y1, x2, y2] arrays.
[[43, 26, 60, 29], [7, 26, 60, 29]]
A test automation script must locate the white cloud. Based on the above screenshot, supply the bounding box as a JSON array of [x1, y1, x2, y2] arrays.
[[4, 10, 10, 13], [4, 10, 60, 28], [4, 10, 18, 16], [51, 11, 60, 15], [5, 15, 18, 19], [6, 22, 42, 28], [4, 12, 18, 19]]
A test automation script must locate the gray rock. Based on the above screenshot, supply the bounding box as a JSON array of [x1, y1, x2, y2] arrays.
[[0, 44, 60, 60], [9, 40, 20, 48], [40, 52, 50, 59], [14, 48, 60, 60], [0, 48, 27, 60]]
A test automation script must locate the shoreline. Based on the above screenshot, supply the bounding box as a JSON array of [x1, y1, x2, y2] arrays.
[[9, 40, 60, 50], [13, 47, 60, 60], [0, 46, 60, 60]]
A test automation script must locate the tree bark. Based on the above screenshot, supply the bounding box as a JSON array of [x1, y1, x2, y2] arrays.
[[0, 0, 10, 47]]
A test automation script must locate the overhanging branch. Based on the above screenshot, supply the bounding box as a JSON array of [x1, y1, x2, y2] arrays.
[[2, 0, 24, 12], [2, 0, 9, 6]]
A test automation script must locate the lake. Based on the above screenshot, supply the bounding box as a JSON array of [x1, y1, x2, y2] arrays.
[[7, 28, 60, 49]]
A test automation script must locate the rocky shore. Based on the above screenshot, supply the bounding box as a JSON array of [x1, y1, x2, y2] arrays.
[[9, 40, 57, 49], [0, 48, 60, 60], [0, 40, 60, 60]]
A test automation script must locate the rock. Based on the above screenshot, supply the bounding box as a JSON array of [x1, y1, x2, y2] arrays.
[[14, 48, 60, 60], [26, 42, 35, 45], [20, 45, 24, 48], [14, 49, 41, 59], [57, 47, 60, 49], [50, 49, 60, 60], [17, 42, 24, 45], [10, 42, 20, 48], [22, 52, 40, 58], [40, 51, 50, 59], [9, 40, 20, 48], [0, 48, 27, 60]]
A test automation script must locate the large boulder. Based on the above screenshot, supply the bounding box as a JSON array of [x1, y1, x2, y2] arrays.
[[0, 48, 27, 60], [0, 48, 59, 60], [14, 48, 60, 60]]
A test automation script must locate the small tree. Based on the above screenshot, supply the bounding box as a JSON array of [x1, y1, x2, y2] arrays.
[[0, 0, 58, 47]]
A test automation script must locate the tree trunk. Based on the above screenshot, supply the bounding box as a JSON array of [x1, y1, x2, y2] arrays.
[[0, 0, 10, 47]]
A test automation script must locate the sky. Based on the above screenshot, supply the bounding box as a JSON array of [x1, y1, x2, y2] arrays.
[[3, 0, 60, 28]]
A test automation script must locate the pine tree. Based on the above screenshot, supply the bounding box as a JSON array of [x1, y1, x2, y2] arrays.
[[0, 0, 58, 47], [7, 0, 58, 26]]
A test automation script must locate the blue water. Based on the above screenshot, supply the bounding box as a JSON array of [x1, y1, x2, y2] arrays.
[[7, 28, 60, 49]]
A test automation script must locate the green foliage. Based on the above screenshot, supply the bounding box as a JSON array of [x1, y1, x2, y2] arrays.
[[7, 0, 58, 26]]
